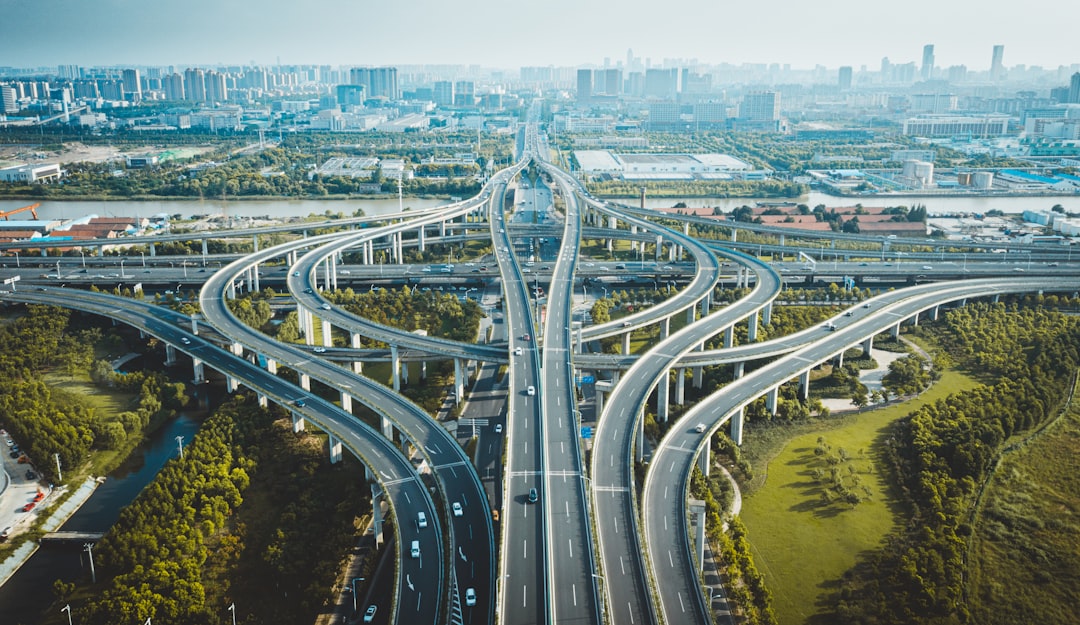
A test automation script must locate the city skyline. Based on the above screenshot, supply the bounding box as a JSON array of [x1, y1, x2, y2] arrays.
[[1, 0, 1077, 71]]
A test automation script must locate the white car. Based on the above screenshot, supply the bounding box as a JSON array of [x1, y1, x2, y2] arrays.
[[452, 502, 463, 517], [465, 587, 477, 607], [417, 511, 428, 528], [514, 347, 523, 356], [527, 386, 535, 396], [494, 423, 502, 434]]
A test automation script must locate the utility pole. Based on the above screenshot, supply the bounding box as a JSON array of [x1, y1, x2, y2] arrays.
[[84, 543, 96, 583], [175, 435, 184, 460], [55, 453, 62, 483]]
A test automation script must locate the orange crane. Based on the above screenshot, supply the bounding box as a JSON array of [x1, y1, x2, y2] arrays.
[[0, 203, 40, 220]]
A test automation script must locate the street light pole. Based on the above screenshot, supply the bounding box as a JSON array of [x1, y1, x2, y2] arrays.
[[228, 603, 236, 625], [351, 577, 365, 613], [14, 251, 19, 268], [83, 543, 97, 583], [175, 436, 184, 459], [80, 251, 86, 268], [61, 604, 72, 625]]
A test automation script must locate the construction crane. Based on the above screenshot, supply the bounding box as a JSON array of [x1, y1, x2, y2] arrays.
[[0, 203, 41, 220]]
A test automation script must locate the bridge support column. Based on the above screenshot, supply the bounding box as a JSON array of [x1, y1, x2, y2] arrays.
[[299, 374, 310, 392], [328, 434, 342, 464], [686, 305, 695, 325], [192, 358, 205, 384], [391, 344, 401, 392], [454, 358, 465, 401], [661, 317, 670, 340], [931, 305, 940, 321], [341, 392, 353, 414], [630, 224, 638, 251], [747, 310, 759, 342], [635, 407, 644, 462], [910, 312, 919, 327], [225, 375, 238, 393], [401, 358, 409, 385], [799, 369, 811, 401], [420, 360, 427, 381], [266, 358, 277, 374], [252, 263, 260, 292], [657, 371, 670, 422], [701, 291, 711, 316], [595, 388, 605, 416], [766, 387, 778, 416], [149, 242, 157, 257], [731, 229, 738, 242], [763, 302, 773, 326], [257, 394, 268, 408], [202, 239, 209, 256], [227, 281, 236, 300], [731, 406, 744, 446], [693, 365, 703, 389], [724, 325, 734, 349], [607, 216, 617, 253], [231, 342, 244, 357], [676, 369, 686, 404], [891, 323, 901, 339], [396, 232, 404, 264], [292, 412, 305, 433], [734, 361, 745, 379], [862, 336, 873, 356], [351, 333, 363, 374], [622, 332, 631, 355], [371, 484, 384, 548], [165, 344, 177, 366], [381, 417, 394, 440], [694, 504, 707, 572], [321, 319, 332, 346], [698, 438, 711, 477]]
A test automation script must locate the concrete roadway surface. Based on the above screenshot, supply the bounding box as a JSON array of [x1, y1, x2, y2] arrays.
[[537, 175, 601, 624], [4, 287, 444, 625], [642, 275, 1080, 625], [0, 430, 48, 545], [493, 175, 550, 625]]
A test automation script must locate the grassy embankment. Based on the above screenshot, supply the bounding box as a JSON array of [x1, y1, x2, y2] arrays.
[[739, 365, 981, 625], [966, 393, 1080, 624]]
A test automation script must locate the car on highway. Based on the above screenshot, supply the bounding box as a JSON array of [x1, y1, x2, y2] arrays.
[[922, 265, 933, 270], [694, 423, 707, 433], [528, 487, 538, 503], [522, 333, 530, 342], [363, 605, 377, 623], [452, 502, 463, 517], [293, 271, 300, 277], [417, 511, 428, 528], [294, 399, 306, 408], [410, 540, 421, 558], [527, 386, 535, 396], [492, 509, 499, 522], [465, 587, 477, 607], [844, 311, 854, 316], [863, 303, 871, 308], [494, 423, 502, 434], [514, 347, 523, 356], [313, 347, 326, 353], [181, 337, 191, 345], [320, 304, 332, 310]]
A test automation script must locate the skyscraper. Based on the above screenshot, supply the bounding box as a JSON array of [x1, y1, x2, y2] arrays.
[[838, 66, 853, 91], [741, 91, 780, 122], [183, 68, 206, 102], [576, 69, 592, 102], [162, 73, 185, 101], [121, 69, 142, 102], [349, 68, 398, 100], [990, 45, 1005, 81], [921, 44, 935, 80], [433, 81, 454, 107], [1070, 72, 1080, 104]]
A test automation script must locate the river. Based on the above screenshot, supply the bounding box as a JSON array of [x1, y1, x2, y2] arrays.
[[2, 192, 1079, 225], [0, 387, 214, 624]]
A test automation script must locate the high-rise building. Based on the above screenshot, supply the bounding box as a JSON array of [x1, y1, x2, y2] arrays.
[[577, 69, 592, 102], [98, 79, 124, 101], [162, 73, 185, 101], [644, 68, 678, 99], [1070, 72, 1080, 104], [205, 70, 228, 102], [335, 84, 366, 107], [453, 81, 475, 106], [990, 45, 1005, 81], [350, 67, 398, 100], [183, 68, 206, 102], [741, 91, 780, 122], [1, 84, 18, 114], [693, 101, 726, 128], [597, 68, 622, 96], [648, 100, 681, 127], [433, 81, 454, 106], [921, 44, 935, 80], [838, 66, 853, 91], [121, 69, 142, 102]]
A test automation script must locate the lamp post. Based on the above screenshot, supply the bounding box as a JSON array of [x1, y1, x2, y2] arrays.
[[141, 252, 146, 267], [228, 603, 236, 625], [119, 258, 127, 279], [79, 250, 86, 268], [56, 260, 61, 279], [83, 543, 97, 583], [351, 577, 365, 613], [14, 251, 19, 268], [175, 435, 184, 459], [61, 604, 72, 625]]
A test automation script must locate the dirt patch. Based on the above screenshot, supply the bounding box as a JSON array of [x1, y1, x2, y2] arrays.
[[0, 142, 214, 168]]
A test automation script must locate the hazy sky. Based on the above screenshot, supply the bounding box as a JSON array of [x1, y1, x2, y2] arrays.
[[2, 0, 1077, 71]]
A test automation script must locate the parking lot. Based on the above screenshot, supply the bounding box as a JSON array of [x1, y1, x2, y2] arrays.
[[0, 430, 48, 542]]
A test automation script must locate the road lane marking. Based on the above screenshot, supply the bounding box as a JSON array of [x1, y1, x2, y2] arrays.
[[568, 538, 573, 558], [669, 550, 674, 567], [573, 584, 577, 606]]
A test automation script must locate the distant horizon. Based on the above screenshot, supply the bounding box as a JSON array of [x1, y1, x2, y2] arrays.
[[0, 0, 1076, 73]]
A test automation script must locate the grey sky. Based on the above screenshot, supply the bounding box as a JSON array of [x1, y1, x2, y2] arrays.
[[1, 0, 1076, 71]]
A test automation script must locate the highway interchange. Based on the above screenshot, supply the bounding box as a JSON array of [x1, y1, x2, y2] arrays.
[[3, 118, 1079, 625]]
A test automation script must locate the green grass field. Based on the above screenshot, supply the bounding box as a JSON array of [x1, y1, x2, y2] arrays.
[[740, 368, 981, 625]]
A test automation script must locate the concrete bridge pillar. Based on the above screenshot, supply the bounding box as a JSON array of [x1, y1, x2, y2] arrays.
[[731, 406, 744, 446], [661, 317, 670, 340], [862, 336, 873, 356], [351, 332, 363, 374], [252, 264, 260, 292], [420, 360, 428, 381], [391, 344, 401, 392], [891, 323, 901, 339], [401, 357, 409, 385], [657, 370, 670, 422], [149, 242, 157, 257], [622, 332, 632, 355], [371, 484, 385, 548], [701, 291, 711, 317], [328, 434, 343, 464], [734, 361, 745, 379], [762, 302, 773, 326], [766, 387, 778, 416], [418, 226, 426, 252], [165, 344, 177, 366], [799, 369, 811, 401], [635, 407, 644, 462], [230, 342, 243, 357], [747, 310, 759, 342], [265, 357, 277, 374], [202, 239, 208, 256], [694, 504, 707, 571], [299, 374, 310, 392], [687, 305, 695, 326], [321, 318, 332, 346], [779, 233, 785, 246], [698, 438, 711, 477], [341, 392, 353, 414], [381, 417, 394, 441], [292, 412, 305, 433], [257, 394, 268, 408], [731, 229, 738, 243], [439, 220, 446, 238], [931, 305, 940, 321], [595, 388, 605, 416], [192, 358, 205, 384], [911, 312, 919, 327], [655, 235, 663, 261], [227, 280, 236, 300], [675, 368, 686, 405], [724, 325, 734, 349], [630, 224, 638, 251], [835, 351, 844, 368], [225, 375, 238, 393], [693, 365, 704, 389], [454, 358, 465, 401]]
